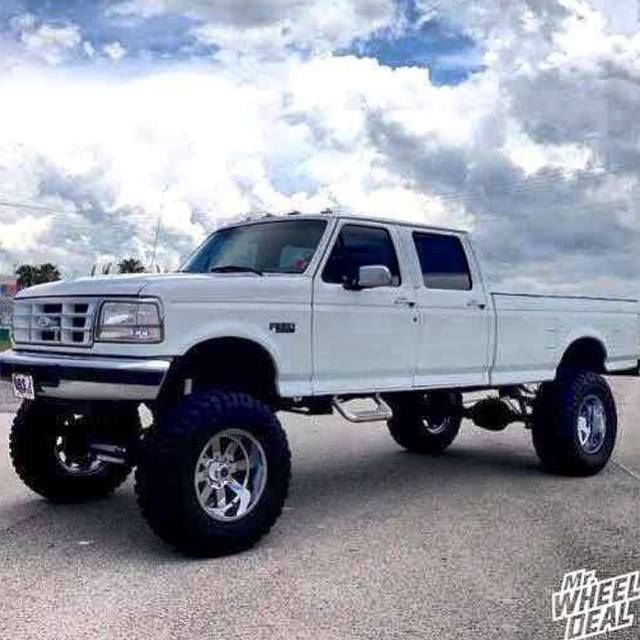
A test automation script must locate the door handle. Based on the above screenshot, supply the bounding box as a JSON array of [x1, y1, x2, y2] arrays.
[[394, 297, 416, 308], [466, 299, 486, 310]]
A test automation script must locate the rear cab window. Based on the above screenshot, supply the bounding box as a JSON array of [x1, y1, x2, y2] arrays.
[[412, 232, 472, 291], [322, 224, 401, 286]]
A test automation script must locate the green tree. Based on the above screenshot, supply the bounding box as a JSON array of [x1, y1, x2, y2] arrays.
[[117, 258, 146, 274], [38, 263, 61, 283], [15, 263, 61, 289]]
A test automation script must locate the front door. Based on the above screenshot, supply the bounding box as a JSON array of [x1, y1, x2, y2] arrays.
[[312, 222, 418, 395]]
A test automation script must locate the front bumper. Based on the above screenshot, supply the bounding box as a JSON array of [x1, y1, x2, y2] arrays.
[[0, 349, 171, 401]]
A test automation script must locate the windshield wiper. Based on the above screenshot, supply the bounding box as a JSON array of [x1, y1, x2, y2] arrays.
[[209, 265, 264, 276]]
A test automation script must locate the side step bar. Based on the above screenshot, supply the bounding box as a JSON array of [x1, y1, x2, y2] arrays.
[[332, 395, 393, 423]]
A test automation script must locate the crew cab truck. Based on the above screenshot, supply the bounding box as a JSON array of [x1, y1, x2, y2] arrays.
[[1, 213, 639, 557]]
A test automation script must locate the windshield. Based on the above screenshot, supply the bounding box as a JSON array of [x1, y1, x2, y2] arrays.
[[182, 219, 328, 275]]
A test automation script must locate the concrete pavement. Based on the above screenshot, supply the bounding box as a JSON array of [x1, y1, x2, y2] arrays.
[[0, 380, 18, 414], [0, 379, 638, 639]]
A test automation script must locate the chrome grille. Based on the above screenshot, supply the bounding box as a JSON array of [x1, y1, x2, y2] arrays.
[[12, 298, 97, 347]]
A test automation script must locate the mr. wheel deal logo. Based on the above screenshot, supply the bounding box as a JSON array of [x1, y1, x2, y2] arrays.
[[552, 569, 640, 640]]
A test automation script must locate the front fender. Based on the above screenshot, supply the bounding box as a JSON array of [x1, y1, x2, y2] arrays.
[[164, 302, 313, 397], [174, 322, 283, 373]]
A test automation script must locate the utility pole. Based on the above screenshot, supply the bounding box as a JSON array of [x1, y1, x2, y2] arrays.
[[149, 184, 169, 270]]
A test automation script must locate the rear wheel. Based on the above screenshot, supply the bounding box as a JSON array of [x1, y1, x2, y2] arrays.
[[9, 401, 136, 502], [386, 391, 463, 454], [135, 390, 291, 557], [532, 371, 616, 476]]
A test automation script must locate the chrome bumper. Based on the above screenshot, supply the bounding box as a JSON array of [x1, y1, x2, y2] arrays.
[[0, 350, 171, 401]]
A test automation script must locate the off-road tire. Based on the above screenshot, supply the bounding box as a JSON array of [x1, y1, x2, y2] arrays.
[[135, 390, 291, 557], [532, 371, 617, 476], [387, 392, 463, 454], [9, 401, 136, 502]]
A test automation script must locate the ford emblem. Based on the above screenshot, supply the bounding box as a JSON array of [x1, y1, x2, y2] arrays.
[[37, 316, 52, 328]]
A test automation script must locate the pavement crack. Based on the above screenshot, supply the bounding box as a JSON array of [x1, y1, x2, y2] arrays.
[[613, 459, 640, 483]]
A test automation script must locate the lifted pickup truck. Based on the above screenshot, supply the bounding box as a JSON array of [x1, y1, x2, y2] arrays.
[[1, 213, 639, 556]]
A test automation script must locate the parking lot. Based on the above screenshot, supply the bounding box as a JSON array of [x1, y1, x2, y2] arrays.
[[0, 379, 638, 639]]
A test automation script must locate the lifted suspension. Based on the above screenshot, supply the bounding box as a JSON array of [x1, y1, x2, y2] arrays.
[[462, 386, 537, 431]]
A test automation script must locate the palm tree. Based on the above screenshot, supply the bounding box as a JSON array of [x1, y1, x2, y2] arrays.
[[38, 263, 61, 283], [15, 263, 61, 289], [117, 258, 146, 274]]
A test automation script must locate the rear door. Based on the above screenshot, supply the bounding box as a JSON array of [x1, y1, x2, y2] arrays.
[[312, 221, 419, 394], [407, 230, 492, 388]]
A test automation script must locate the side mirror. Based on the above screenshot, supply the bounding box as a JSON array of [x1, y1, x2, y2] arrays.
[[344, 265, 393, 290]]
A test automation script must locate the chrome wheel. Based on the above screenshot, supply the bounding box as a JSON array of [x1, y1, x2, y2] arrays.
[[422, 416, 451, 435], [54, 415, 104, 475], [194, 429, 268, 522], [421, 393, 458, 435], [577, 395, 607, 454]]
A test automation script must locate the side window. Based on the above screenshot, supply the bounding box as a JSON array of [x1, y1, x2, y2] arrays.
[[322, 224, 401, 286], [412, 232, 472, 291]]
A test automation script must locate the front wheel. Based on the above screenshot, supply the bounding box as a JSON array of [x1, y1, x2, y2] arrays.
[[532, 371, 617, 476], [9, 401, 136, 502], [386, 391, 463, 454], [135, 391, 291, 557]]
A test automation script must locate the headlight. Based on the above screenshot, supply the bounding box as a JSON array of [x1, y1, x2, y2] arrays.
[[96, 301, 163, 343]]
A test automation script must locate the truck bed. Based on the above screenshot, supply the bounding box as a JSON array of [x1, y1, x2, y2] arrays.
[[489, 292, 639, 386]]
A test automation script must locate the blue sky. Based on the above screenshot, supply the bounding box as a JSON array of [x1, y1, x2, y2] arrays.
[[352, 21, 483, 85], [0, 0, 482, 84], [1, 0, 218, 62], [350, 1, 484, 85]]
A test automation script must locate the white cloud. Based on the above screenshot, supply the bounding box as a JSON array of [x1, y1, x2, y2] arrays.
[[103, 41, 127, 61], [10, 13, 37, 32], [114, 0, 397, 54], [11, 15, 82, 65], [0, 58, 478, 273], [0, 215, 52, 253], [83, 41, 96, 58], [588, 0, 640, 34]]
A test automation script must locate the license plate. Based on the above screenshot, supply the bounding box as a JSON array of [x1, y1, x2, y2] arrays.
[[12, 373, 35, 400]]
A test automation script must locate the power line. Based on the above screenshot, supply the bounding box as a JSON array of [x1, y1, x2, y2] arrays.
[[0, 160, 639, 222], [405, 161, 640, 208], [0, 195, 638, 236], [0, 200, 74, 214]]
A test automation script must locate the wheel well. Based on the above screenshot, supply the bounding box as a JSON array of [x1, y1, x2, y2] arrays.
[[160, 337, 278, 406], [558, 338, 607, 376]]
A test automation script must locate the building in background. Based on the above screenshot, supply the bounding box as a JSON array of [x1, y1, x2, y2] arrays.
[[0, 276, 17, 327], [0, 276, 17, 298]]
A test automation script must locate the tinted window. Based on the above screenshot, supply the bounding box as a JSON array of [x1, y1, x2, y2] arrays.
[[413, 232, 472, 290], [182, 219, 327, 274], [323, 224, 400, 286]]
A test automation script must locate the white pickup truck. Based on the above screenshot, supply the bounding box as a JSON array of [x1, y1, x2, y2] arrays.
[[1, 213, 639, 556]]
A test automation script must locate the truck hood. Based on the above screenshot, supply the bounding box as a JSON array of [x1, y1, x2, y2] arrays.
[[16, 274, 158, 299], [15, 272, 308, 303]]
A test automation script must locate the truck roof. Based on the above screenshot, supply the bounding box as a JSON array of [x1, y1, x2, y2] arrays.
[[224, 212, 469, 236]]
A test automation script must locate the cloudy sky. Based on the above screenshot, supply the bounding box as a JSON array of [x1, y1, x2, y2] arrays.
[[0, 0, 639, 294]]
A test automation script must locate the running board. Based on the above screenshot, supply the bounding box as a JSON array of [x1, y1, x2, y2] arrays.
[[332, 395, 393, 423]]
